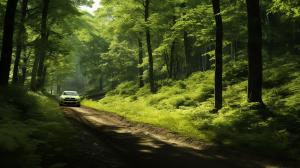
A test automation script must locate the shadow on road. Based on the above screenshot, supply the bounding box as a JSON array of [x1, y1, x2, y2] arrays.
[[90, 125, 264, 168], [63, 107, 267, 168]]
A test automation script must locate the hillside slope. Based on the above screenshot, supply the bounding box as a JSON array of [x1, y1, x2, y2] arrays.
[[83, 55, 300, 160]]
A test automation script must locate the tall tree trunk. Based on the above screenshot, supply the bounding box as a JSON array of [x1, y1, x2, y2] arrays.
[[181, 3, 192, 77], [12, 0, 28, 84], [163, 50, 170, 77], [246, 0, 263, 103], [57, 83, 61, 96], [144, 0, 155, 93], [170, 40, 176, 78], [202, 54, 206, 71], [0, 0, 18, 87], [175, 56, 180, 79], [212, 0, 223, 110], [198, 47, 203, 71], [169, 16, 177, 79], [40, 65, 47, 90], [30, 44, 39, 91], [199, 55, 203, 71], [36, 0, 50, 90], [20, 46, 30, 85], [138, 37, 144, 87], [21, 57, 28, 85], [184, 31, 191, 76]]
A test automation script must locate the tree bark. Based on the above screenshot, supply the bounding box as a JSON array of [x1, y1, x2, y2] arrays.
[[212, 0, 223, 110], [175, 55, 180, 79], [163, 50, 170, 77], [20, 46, 30, 85], [181, 3, 192, 77], [138, 37, 144, 87], [40, 65, 47, 90], [0, 0, 18, 87], [169, 16, 177, 79], [21, 57, 28, 85], [144, 0, 155, 93], [30, 44, 39, 91], [246, 0, 263, 103], [12, 0, 28, 84], [170, 40, 176, 78], [184, 31, 191, 76], [36, 0, 50, 90]]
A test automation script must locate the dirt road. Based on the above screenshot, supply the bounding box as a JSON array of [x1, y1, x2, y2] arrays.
[[62, 107, 290, 168]]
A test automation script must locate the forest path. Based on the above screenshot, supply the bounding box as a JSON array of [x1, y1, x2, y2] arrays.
[[62, 106, 281, 168]]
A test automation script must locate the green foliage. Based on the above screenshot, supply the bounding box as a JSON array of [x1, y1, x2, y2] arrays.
[[269, 0, 300, 19], [83, 55, 300, 160], [0, 88, 81, 168], [101, 41, 138, 85], [108, 81, 138, 96]]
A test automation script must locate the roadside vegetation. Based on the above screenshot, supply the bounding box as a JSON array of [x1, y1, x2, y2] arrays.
[[83, 54, 300, 160], [0, 88, 106, 168]]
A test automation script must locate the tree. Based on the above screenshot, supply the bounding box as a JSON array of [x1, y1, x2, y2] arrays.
[[169, 34, 176, 79], [0, 0, 18, 87], [30, 0, 51, 91], [138, 37, 144, 87], [212, 0, 223, 110], [12, 0, 28, 84], [183, 30, 191, 76], [181, 3, 192, 77], [20, 47, 32, 85], [30, 0, 82, 91], [36, 0, 50, 90], [246, 0, 263, 103], [144, 0, 156, 93]]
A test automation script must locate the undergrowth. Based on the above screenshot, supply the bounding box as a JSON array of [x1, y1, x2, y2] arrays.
[[0, 87, 84, 168], [83, 55, 300, 160]]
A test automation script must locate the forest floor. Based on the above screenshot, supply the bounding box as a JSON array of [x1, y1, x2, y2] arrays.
[[62, 106, 296, 168], [81, 55, 300, 163]]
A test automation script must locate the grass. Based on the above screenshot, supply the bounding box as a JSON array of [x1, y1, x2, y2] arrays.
[[83, 96, 207, 139], [82, 54, 300, 160], [0, 87, 97, 168]]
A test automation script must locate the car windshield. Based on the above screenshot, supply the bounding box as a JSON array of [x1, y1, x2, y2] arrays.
[[63, 91, 78, 96]]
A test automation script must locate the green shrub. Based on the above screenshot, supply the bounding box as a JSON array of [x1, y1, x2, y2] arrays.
[[193, 86, 214, 102], [83, 55, 300, 160], [107, 81, 138, 96]]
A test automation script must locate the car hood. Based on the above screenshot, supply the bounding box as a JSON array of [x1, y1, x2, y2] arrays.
[[60, 95, 80, 99]]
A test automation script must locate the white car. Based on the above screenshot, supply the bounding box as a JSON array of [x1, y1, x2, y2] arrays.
[[59, 91, 81, 107]]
